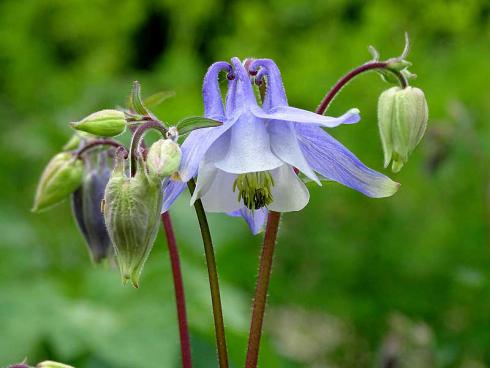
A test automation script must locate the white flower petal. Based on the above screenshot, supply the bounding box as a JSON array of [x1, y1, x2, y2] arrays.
[[200, 170, 243, 212], [268, 165, 310, 212]]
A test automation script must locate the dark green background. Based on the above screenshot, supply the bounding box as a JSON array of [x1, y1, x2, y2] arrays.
[[1, 0, 489, 367]]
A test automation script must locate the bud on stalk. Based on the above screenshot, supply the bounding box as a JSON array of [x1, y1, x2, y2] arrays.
[[37, 361, 74, 368], [71, 152, 112, 263], [32, 152, 84, 212], [146, 138, 181, 181], [71, 109, 127, 137], [103, 156, 162, 287], [378, 86, 428, 172]]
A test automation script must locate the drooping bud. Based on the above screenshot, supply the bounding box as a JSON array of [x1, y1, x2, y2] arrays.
[[378, 86, 428, 173], [71, 109, 127, 137], [71, 152, 112, 263], [146, 139, 181, 181], [32, 152, 84, 212], [233, 171, 275, 210], [37, 361, 74, 368], [103, 156, 162, 287]]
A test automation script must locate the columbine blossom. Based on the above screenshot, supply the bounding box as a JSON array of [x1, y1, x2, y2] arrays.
[[162, 57, 399, 233]]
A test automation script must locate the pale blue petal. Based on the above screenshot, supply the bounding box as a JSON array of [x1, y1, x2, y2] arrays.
[[249, 59, 288, 110], [296, 124, 400, 198], [161, 179, 187, 213], [228, 207, 268, 235], [253, 106, 360, 128], [203, 61, 232, 120], [179, 121, 235, 181], [200, 170, 243, 213], [214, 112, 283, 174], [231, 57, 257, 108], [267, 121, 320, 184]]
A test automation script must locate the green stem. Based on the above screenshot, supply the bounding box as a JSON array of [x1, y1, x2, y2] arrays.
[[188, 179, 229, 368], [245, 211, 281, 368]]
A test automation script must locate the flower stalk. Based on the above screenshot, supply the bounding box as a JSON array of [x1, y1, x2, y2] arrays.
[[161, 212, 193, 368], [245, 210, 281, 368], [188, 179, 229, 368], [317, 61, 408, 115]]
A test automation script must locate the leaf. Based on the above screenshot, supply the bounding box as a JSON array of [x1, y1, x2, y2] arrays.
[[176, 116, 222, 136], [144, 91, 176, 107], [129, 81, 150, 116]]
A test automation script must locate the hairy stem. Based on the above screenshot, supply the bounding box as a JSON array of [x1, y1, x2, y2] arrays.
[[316, 61, 408, 115], [75, 139, 127, 158], [245, 211, 281, 368], [188, 179, 229, 368], [161, 212, 193, 368], [129, 120, 167, 176]]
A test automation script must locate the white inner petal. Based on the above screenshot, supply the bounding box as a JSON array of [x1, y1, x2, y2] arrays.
[[200, 170, 243, 213], [214, 112, 283, 174], [268, 165, 310, 212]]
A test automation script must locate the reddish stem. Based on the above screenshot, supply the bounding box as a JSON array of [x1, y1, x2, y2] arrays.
[[316, 61, 408, 115], [161, 212, 193, 368], [245, 211, 281, 368]]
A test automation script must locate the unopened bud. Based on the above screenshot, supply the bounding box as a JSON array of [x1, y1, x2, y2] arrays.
[[37, 361, 74, 368], [103, 157, 162, 287], [71, 109, 126, 137], [32, 152, 84, 212], [71, 152, 112, 263], [146, 139, 181, 181], [378, 86, 428, 172]]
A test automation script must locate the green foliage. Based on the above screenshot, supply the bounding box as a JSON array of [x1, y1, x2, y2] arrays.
[[1, 0, 489, 367]]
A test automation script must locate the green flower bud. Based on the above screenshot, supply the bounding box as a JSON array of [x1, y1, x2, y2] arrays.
[[62, 134, 81, 151], [71, 152, 112, 263], [37, 361, 74, 368], [32, 152, 84, 212], [103, 157, 162, 287], [146, 139, 181, 181], [378, 86, 428, 173], [71, 109, 126, 137]]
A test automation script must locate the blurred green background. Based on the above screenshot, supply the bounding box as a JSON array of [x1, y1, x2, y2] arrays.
[[1, 0, 489, 367]]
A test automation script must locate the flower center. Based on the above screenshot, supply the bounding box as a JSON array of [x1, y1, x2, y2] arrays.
[[233, 171, 275, 210]]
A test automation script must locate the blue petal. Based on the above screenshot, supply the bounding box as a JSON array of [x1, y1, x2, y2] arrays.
[[230, 57, 258, 108], [253, 106, 360, 128], [296, 124, 400, 198], [161, 178, 187, 213], [179, 120, 236, 181], [249, 59, 288, 110], [214, 112, 283, 174], [267, 120, 320, 184], [203, 61, 233, 120], [228, 207, 268, 235]]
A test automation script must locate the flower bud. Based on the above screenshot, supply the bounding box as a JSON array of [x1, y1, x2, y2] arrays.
[[378, 86, 428, 172], [146, 139, 181, 181], [32, 152, 84, 212], [71, 152, 112, 263], [71, 109, 126, 137], [37, 361, 74, 368], [103, 157, 162, 287]]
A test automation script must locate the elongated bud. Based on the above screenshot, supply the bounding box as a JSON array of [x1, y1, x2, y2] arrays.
[[37, 361, 74, 368], [71, 109, 127, 137], [103, 157, 162, 287], [146, 139, 181, 181], [32, 152, 84, 212], [71, 152, 112, 263], [378, 86, 428, 172]]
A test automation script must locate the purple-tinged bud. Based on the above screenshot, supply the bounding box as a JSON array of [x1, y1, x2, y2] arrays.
[[71, 152, 112, 263], [146, 139, 181, 182], [103, 157, 162, 287], [71, 109, 127, 137], [378, 86, 428, 172], [32, 153, 84, 212]]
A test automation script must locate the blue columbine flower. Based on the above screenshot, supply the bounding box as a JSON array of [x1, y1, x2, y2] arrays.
[[162, 58, 399, 234]]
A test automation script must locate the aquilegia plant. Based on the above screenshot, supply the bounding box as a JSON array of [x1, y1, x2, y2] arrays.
[[23, 34, 427, 368]]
